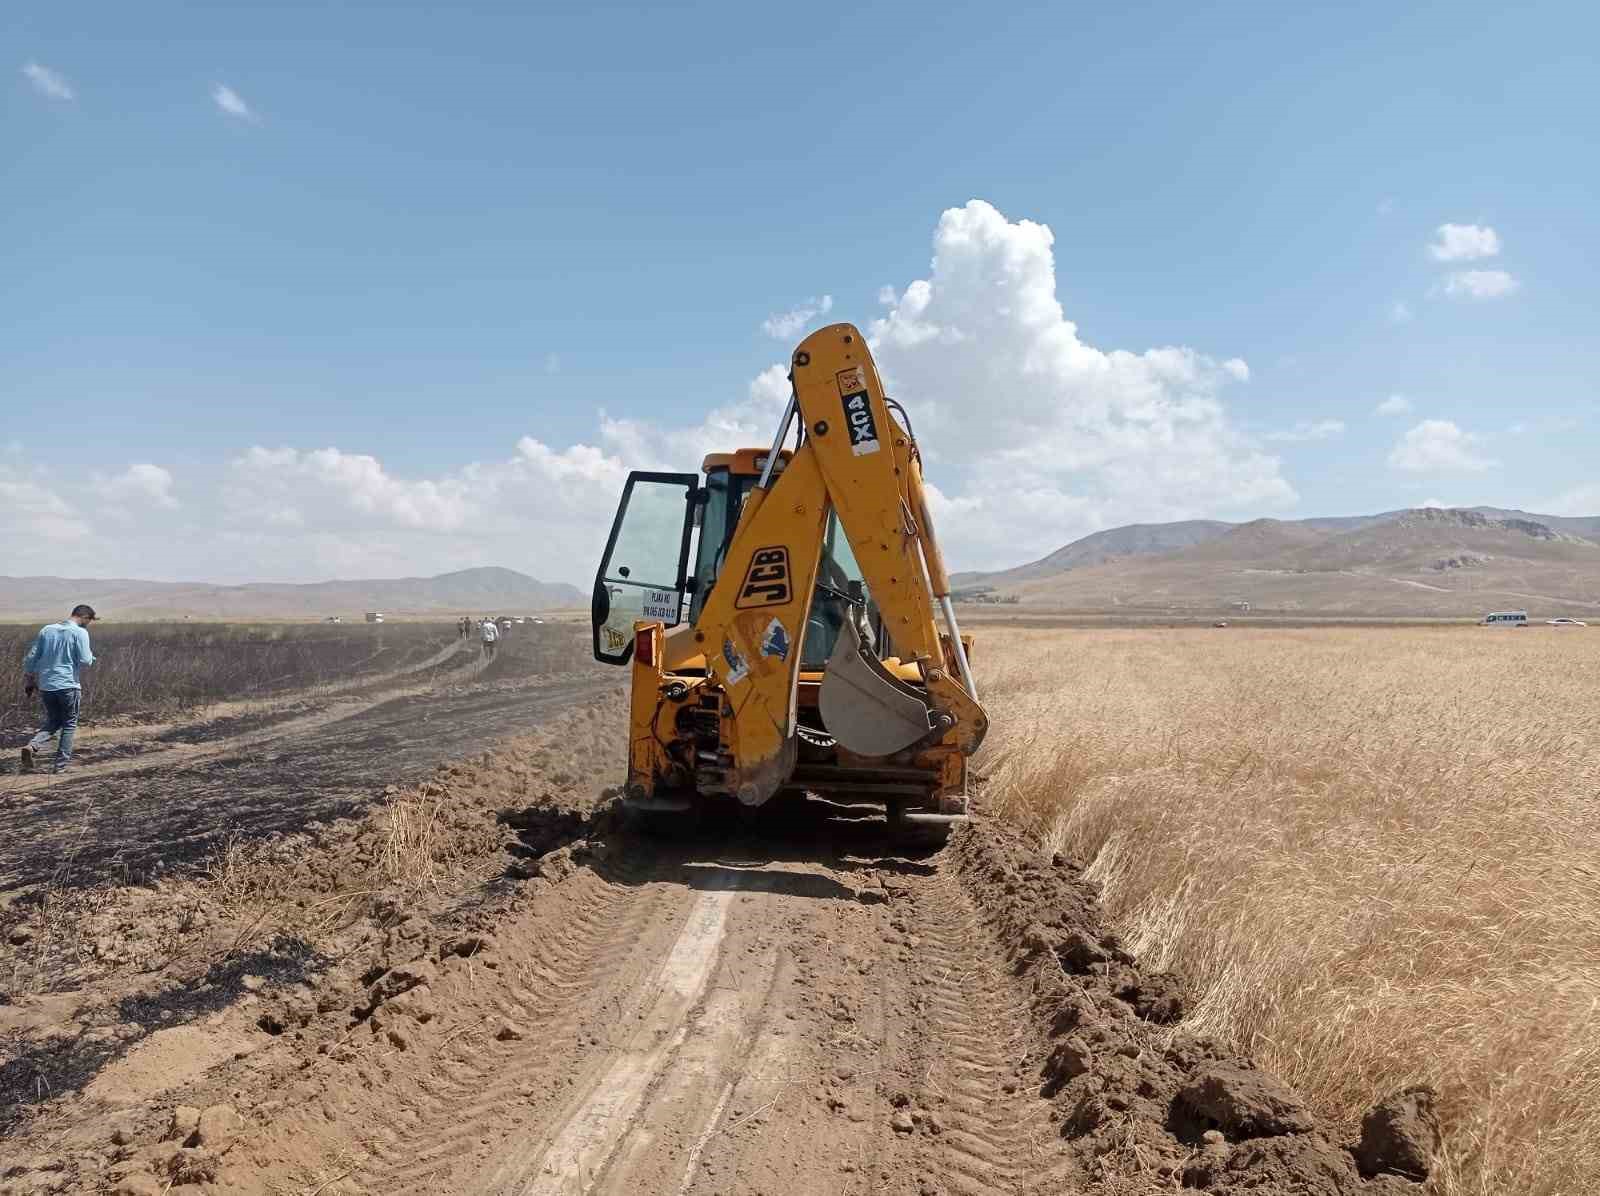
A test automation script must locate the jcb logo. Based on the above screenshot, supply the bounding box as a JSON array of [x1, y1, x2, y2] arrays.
[[736, 546, 791, 608]]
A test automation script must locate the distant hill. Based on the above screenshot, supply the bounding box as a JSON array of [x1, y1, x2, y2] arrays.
[[0, 567, 585, 621], [951, 520, 1233, 588], [956, 507, 1600, 617]]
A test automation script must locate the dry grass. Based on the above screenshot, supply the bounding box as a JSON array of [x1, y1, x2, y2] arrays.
[[975, 626, 1600, 1195]]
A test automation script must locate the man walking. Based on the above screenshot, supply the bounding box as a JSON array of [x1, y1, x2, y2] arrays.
[[479, 616, 499, 661], [20, 604, 98, 775]]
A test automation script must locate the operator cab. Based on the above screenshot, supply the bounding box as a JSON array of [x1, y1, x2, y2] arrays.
[[591, 449, 884, 668]]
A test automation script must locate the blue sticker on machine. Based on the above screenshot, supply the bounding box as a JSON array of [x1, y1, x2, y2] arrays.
[[722, 638, 749, 684], [761, 618, 790, 661]]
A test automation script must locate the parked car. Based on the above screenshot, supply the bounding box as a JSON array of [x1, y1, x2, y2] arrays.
[[1546, 618, 1588, 627], [1212, 620, 1229, 628]]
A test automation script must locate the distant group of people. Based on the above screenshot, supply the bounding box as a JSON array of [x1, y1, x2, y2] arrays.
[[460, 615, 507, 660], [17, 604, 97, 775]]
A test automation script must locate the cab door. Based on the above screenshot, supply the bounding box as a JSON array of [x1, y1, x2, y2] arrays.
[[591, 471, 699, 664]]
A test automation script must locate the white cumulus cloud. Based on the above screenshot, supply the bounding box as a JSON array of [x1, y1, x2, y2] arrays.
[[212, 83, 256, 121], [1264, 420, 1344, 443], [2, 199, 1302, 582], [1375, 394, 1414, 416], [761, 295, 833, 340], [1388, 420, 1497, 473], [1440, 270, 1520, 300], [92, 463, 179, 509], [233, 200, 1293, 577], [859, 200, 1294, 565], [22, 62, 74, 101], [1428, 223, 1501, 262], [1, 464, 89, 544]]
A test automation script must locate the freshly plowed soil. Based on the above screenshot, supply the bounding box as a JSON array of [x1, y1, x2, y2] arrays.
[[1, 633, 1435, 1195]]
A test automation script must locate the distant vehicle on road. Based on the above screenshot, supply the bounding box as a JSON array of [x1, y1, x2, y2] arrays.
[[365, 611, 384, 624], [499, 617, 514, 630], [1213, 620, 1229, 628], [1481, 610, 1527, 627], [325, 616, 342, 623], [1546, 617, 1587, 627]]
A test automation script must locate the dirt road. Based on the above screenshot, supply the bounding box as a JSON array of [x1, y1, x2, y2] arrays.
[[333, 828, 1046, 1196], [0, 627, 1434, 1196]]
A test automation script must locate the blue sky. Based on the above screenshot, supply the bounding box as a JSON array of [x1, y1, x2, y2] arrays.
[[4, 0, 1597, 583]]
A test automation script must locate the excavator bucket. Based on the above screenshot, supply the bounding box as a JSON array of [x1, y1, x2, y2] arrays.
[[818, 618, 934, 755]]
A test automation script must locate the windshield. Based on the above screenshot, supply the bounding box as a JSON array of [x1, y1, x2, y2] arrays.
[[688, 468, 756, 623], [800, 513, 874, 668], [687, 473, 884, 666]]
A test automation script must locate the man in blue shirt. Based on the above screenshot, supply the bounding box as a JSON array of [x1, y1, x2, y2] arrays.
[[20, 604, 98, 775]]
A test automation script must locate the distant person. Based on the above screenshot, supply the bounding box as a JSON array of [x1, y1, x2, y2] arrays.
[[480, 617, 499, 660], [19, 604, 98, 775], [458, 616, 469, 639]]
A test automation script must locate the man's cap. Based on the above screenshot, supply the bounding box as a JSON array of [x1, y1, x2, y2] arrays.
[[71, 603, 97, 621]]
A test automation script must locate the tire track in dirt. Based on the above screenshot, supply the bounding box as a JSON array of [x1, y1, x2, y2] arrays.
[[351, 848, 909, 1196], [482, 881, 744, 1194], [367, 861, 674, 1192], [896, 869, 1043, 1196]]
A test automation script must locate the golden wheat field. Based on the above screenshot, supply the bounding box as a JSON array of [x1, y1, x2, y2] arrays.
[[975, 625, 1600, 1196]]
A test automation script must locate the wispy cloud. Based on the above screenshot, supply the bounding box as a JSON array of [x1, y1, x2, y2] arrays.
[[1388, 419, 1497, 473], [1264, 419, 1344, 443], [1375, 394, 1414, 416], [212, 83, 257, 122], [92, 463, 180, 510], [1439, 269, 1519, 300], [22, 62, 74, 101], [1387, 299, 1413, 324], [761, 294, 833, 340], [1428, 223, 1501, 262]]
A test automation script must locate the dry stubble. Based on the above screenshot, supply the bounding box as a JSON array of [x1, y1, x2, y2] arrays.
[[975, 626, 1600, 1195]]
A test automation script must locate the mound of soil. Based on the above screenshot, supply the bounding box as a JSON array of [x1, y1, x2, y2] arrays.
[[942, 822, 1438, 1193]]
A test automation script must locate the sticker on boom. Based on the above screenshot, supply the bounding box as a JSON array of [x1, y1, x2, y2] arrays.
[[839, 390, 880, 456], [735, 546, 791, 609]]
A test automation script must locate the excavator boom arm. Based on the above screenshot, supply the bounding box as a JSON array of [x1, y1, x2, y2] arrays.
[[680, 323, 988, 806]]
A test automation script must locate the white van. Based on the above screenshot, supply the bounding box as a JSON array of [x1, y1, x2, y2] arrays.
[[1481, 610, 1527, 626]]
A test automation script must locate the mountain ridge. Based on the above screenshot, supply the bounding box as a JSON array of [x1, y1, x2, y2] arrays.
[[0, 566, 584, 620], [956, 506, 1600, 589], [954, 506, 1600, 617]]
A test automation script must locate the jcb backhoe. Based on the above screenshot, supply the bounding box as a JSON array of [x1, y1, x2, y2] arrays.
[[590, 322, 987, 828]]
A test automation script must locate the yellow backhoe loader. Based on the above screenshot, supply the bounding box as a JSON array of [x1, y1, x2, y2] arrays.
[[590, 322, 987, 829]]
